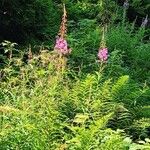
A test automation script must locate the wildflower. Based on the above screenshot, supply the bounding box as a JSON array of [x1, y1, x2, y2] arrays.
[[98, 27, 108, 63], [54, 36, 71, 55], [98, 48, 108, 62], [141, 15, 148, 28], [123, 0, 129, 9], [54, 4, 71, 56]]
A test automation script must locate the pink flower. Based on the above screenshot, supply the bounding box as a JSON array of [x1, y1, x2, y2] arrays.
[[54, 37, 71, 55], [98, 48, 108, 62]]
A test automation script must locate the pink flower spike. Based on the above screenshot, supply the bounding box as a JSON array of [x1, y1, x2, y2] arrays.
[[54, 37, 71, 55], [98, 48, 108, 62]]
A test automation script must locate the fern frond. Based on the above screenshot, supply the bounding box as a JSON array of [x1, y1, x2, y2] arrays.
[[111, 75, 129, 97]]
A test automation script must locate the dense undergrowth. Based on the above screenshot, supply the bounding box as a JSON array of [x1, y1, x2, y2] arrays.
[[0, 49, 150, 149], [0, 0, 150, 150]]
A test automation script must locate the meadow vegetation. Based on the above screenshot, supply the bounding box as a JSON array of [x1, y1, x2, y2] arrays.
[[0, 0, 150, 149]]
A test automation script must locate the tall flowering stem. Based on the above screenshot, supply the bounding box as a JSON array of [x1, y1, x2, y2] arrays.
[[141, 15, 148, 28], [123, 0, 129, 26], [28, 44, 33, 60], [53, 4, 71, 76], [97, 26, 108, 73], [58, 4, 67, 38], [98, 27, 108, 64], [54, 4, 71, 56]]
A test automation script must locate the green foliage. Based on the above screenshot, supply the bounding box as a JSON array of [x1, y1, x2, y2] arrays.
[[106, 24, 150, 82], [0, 49, 150, 149], [128, 118, 150, 142], [67, 17, 149, 82], [65, 0, 117, 23], [131, 0, 150, 16], [0, 1, 150, 149], [0, 0, 60, 43], [67, 19, 100, 72], [0, 0, 149, 44]]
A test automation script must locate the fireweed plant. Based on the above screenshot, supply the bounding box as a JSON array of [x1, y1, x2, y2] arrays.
[[54, 4, 71, 56], [97, 26, 108, 70], [53, 4, 71, 75], [93, 26, 108, 75]]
